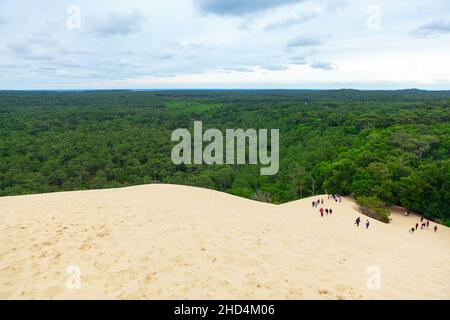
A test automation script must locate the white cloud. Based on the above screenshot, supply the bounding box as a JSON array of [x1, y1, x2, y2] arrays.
[[193, 0, 305, 16], [0, 0, 449, 89], [310, 61, 334, 70], [287, 35, 324, 47], [413, 18, 450, 36], [91, 11, 147, 36]]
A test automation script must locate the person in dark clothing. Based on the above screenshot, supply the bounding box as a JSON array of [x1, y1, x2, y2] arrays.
[[329, 209, 333, 214], [410, 227, 415, 234], [365, 219, 370, 229], [426, 220, 429, 228], [355, 217, 361, 227], [434, 225, 438, 232], [325, 208, 329, 215], [415, 223, 419, 230]]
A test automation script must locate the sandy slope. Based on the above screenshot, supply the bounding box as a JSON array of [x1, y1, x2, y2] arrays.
[[0, 184, 448, 300]]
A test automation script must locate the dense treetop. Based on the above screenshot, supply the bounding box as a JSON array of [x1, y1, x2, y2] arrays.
[[1, 89, 449, 225]]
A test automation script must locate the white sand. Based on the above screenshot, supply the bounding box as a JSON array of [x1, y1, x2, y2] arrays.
[[0, 184, 449, 299]]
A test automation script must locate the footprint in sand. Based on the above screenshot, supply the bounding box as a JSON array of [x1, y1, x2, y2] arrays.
[[97, 228, 111, 238], [39, 251, 50, 258], [287, 287, 303, 298], [42, 240, 55, 246], [318, 289, 330, 295], [144, 272, 157, 283], [79, 243, 92, 250]]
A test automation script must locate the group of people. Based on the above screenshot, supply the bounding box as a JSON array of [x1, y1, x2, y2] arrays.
[[312, 199, 323, 208], [313, 196, 338, 218], [316, 194, 370, 229], [409, 216, 438, 234], [313, 196, 440, 234], [355, 216, 370, 229], [328, 193, 342, 203], [319, 207, 333, 217]]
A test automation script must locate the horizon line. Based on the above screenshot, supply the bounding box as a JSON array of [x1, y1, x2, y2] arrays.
[[1, 88, 450, 92]]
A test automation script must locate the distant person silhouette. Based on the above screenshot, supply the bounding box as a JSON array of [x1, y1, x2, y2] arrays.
[[355, 217, 361, 227]]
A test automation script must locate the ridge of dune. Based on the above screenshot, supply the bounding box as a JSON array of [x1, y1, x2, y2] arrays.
[[0, 184, 449, 299]]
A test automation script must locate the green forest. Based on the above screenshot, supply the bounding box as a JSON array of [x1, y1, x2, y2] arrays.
[[0, 89, 449, 225]]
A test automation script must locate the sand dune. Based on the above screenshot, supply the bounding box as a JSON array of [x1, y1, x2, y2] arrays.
[[0, 184, 449, 299]]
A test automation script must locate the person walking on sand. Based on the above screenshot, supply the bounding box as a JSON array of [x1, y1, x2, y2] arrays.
[[320, 207, 324, 217], [365, 219, 370, 229], [410, 227, 415, 234], [355, 217, 361, 227], [434, 225, 438, 232], [325, 208, 329, 215], [415, 223, 419, 231], [426, 220, 429, 228], [312, 201, 315, 208], [329, 208, 333, 214]]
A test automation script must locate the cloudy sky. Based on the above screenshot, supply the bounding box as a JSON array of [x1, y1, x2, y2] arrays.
[[0, 0, 449, 89]]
